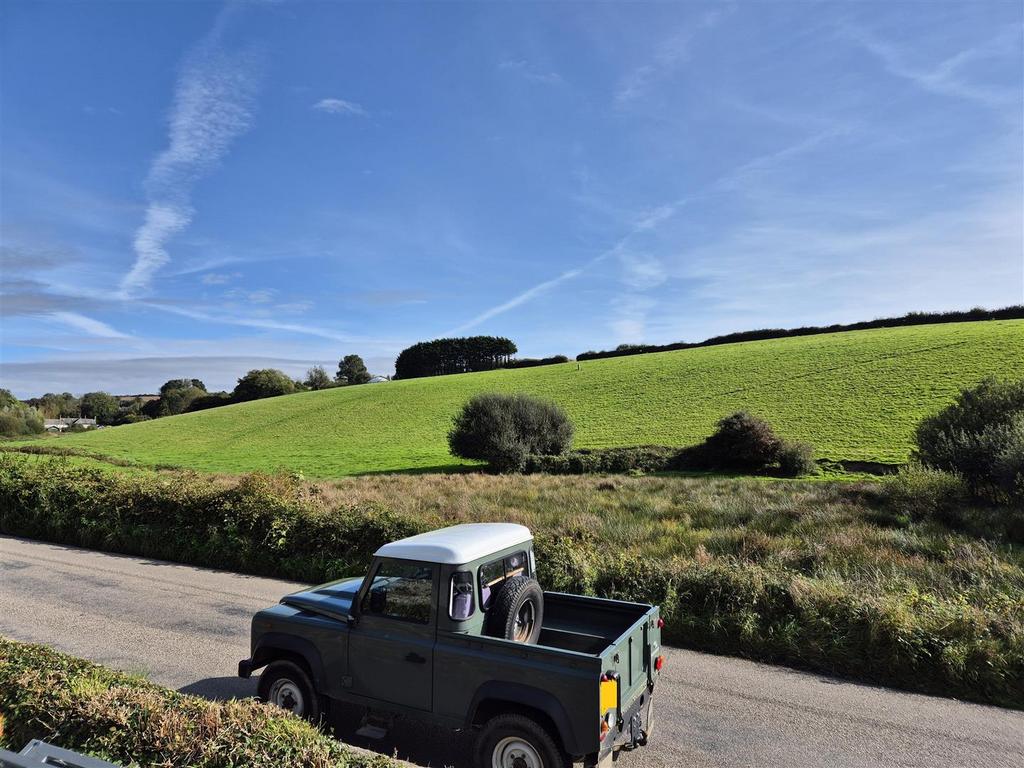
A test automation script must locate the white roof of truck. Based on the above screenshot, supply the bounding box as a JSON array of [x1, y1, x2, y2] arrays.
[[374, 523, 532, 565]]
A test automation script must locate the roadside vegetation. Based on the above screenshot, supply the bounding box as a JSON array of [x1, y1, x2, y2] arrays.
[[14, 320, 1023, 475], [0, 637, 395, 768], [2, 453, 1021, 708]]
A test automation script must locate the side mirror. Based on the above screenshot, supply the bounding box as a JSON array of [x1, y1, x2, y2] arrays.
[[346, 613, 358, 627]]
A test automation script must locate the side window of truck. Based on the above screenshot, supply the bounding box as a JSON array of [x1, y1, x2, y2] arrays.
[[478, 550, 530, 610], [362, 560, 434, 624]]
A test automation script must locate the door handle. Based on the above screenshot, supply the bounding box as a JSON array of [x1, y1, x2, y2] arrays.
[[405, 652, 426, 664]]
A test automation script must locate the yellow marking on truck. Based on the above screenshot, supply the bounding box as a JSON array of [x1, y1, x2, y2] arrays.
[[600, 678, 618, 713]]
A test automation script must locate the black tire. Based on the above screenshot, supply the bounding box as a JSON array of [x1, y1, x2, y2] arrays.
[[257, 659, 321, 723], [487, 575, 544, 644], [475, 713, 569, 768]]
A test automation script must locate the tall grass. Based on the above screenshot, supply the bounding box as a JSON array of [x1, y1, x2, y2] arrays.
[[1, 456, 1021, 708]]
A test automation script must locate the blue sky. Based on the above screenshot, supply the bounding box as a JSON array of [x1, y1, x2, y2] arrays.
[[1, 0, 1022, 397]]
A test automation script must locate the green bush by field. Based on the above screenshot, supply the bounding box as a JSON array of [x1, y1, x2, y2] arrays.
[[0, 637, 395, 768], [3, 456, 1021, 708], [19, 320, 1024, 478]]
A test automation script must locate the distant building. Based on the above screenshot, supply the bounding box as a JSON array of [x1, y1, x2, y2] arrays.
[[368, 375, 390, 383], [43, 417, 97, 432]]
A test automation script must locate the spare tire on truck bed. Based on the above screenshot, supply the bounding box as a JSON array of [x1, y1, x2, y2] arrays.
[[487, 575, 544, 644]]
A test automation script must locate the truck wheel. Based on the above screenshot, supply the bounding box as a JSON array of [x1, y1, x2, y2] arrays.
[[258, 660, 321, 723], [476, 713, 569, 768], [487, 575, 544, 644]]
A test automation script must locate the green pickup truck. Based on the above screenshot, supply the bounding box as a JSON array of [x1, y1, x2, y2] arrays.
[[239, 523, 663, 768]]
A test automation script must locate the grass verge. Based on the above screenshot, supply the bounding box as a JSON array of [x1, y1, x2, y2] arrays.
[[0, 637, 395, 767], [1, 456, 1021, 709]]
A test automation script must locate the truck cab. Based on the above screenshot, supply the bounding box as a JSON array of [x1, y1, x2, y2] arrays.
[[239, 523, 663, 768]]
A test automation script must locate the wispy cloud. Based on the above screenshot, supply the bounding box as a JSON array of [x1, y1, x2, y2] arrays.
[[616, 9, 727, 104], [313, 97, 368, 116], [445, 262, 594, 336], [840, 23, 1021, 108], [49, 311, 131, 339], [120, 9, 261, 297], [498, 59, 563, 85], [141, 301, 392, 345], [200, 271, 236, 285]]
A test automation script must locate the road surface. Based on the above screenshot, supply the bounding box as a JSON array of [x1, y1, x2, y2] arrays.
[[2, 535, 1021, 768]]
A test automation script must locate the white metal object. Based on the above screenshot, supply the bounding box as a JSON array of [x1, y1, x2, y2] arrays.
[[492, 736, 544, 768], [375, 523, 532, 565], [269, 678, 305, 714]]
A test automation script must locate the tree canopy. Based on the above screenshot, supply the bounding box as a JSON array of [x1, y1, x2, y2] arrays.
[[79, 392, 120, 424], [337, 355, 371, 385], [395, 336, 517, 379], [233, 369, 296, 401], [304, 366, 334, 390]]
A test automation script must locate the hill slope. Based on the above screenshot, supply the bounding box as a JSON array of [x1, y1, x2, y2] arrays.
[[48, 320, 1024, 477]]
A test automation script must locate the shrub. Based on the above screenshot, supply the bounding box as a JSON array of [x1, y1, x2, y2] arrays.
[[700, 412, 782, 471], [885, 464, 968, 521], [777, 441, 816, 477], [524, 445, 682, 475], [0, 637, 394, 767], [915, 378, 1024, 502], [448, 393, 574, 472]]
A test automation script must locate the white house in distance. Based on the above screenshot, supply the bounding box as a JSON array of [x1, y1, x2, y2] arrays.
[[43, 417, 97, 432]]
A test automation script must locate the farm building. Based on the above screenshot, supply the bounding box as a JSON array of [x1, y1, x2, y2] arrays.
[[43, 417, 97, 432]]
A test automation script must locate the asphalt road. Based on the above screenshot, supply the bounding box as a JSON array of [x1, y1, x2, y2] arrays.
[[2, 535, 1022, 768]]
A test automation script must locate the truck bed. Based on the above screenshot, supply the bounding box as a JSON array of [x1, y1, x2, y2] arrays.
[[537, 592, 651, 656]]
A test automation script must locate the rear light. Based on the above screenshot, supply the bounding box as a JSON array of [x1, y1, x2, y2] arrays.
[[600, 719, 610, 740], [654, 655, 665, 671], [657, 618, 665, 629]]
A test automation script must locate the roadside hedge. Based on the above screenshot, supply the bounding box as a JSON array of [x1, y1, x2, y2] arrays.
[[0, 637, 394, 768], [1, 456, 1021, 709]]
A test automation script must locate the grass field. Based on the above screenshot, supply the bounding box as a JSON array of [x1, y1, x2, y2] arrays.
[[29, 319, 1024, 478], [3, 457, 1022, 707]]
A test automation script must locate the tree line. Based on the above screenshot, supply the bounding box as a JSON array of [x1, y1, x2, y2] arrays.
[[576, 305, 1024, 361], [1, 354, 380, 435]]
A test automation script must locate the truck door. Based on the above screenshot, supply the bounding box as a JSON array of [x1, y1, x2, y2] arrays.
[[348, 558, 437, 711]]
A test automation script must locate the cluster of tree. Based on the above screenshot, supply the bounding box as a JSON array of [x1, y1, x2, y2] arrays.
[[0, 388, 44, 437], [395, 336, 518, 379], [25, 392, 80, 419], [577, 305, 1024, 361], [300, 356, 374, 390]]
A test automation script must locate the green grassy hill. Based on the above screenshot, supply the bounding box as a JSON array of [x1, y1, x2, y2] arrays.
[[41, 320, 1024, 477]]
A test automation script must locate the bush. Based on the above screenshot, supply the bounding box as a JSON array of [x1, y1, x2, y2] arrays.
[[915, 378, 1024, 502], [448, 393, 574, 472], [0, 457, 429, 584], [524, 445, 681, 475], [885, 464, 968, 521], [701, 412, 782, 471], [777, 442, 816, 477], [0, 637, 394, 767], [885, 463, 1024, 542]]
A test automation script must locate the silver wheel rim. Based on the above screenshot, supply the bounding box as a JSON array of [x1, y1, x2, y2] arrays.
[[513, 599, 536, 642], [268, 678, 305, 715], [492, 736, 543, 768]]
